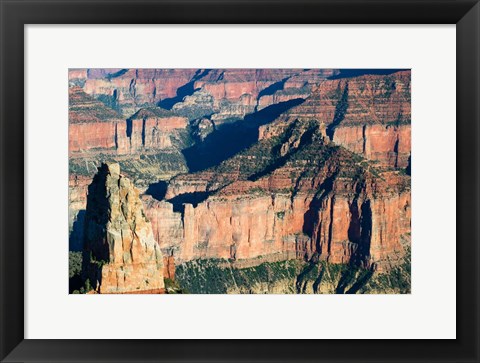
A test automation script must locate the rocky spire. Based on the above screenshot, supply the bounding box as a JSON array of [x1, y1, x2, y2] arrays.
[[83, 162, 164, 293]]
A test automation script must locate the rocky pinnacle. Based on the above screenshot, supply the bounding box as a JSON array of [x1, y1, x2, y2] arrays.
[[83, 162, 164, 293]]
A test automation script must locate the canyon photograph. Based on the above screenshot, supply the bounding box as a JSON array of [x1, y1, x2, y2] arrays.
[[68, 68, 411, 294]]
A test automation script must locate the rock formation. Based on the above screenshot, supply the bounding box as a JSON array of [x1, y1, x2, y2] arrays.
[[83, 162, 164, 293]]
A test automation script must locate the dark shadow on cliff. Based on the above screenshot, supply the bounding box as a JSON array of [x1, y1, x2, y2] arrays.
[[335, 265, 360, 294], [355, 200, 372, 265], [302, 173, 337, 239], [80, 164, 112, 292], [126, 117, 133, 137], [329, 69, 409, 80], [257, 77, 288, 100], [69, 210, 86, 252], [345, 268, 375, 294], [326, 83, 349, 140], [295, 261, 317, 294], [106, 68, 129, 80], [183, 98, 305, 172], [158, 69, 211, 110], [168, 191, 211, 213], [406, 155, 411, 176], [145, 180, 168, 201], [312, 267, 325, 293], [69, 274, 84, 294], [347, 199, 361, 244]]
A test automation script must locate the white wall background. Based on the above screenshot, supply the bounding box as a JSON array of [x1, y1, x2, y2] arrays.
[[25, 25, 456, 339]]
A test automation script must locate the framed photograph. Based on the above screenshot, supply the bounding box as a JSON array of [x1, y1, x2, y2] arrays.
[[1, 0, 479, 362]]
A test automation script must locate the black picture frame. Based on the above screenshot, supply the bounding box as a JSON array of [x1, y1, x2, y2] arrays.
[[1, 0, 479, 362]]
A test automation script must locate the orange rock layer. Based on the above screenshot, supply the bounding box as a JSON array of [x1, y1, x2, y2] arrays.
[[333, 124, 411, 168]]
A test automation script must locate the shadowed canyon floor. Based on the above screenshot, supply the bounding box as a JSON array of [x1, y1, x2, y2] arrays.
[[68, 68, 411, 294]]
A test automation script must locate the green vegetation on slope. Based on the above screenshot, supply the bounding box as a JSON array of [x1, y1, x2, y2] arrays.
[[176, 259, 301, 294], [175, 255, 411, 294], [69, 251, 84, 294], [359, 247, 411, 294]]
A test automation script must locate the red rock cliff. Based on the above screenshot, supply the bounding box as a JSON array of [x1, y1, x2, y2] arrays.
[[69, 86, 124, 153], [145, 118, 410, 269]]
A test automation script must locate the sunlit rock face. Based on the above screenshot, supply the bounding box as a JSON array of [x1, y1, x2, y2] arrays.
[[83, 163, 164, 293], [146, 117, 410, 270]]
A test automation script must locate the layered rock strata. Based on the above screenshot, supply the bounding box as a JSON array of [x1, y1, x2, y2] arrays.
[[147, 118, 410, 270], [69, 86, 124, 153], [70, 68, 339, 125], [69, 87, 188, 155], [264, 71, 411, 168]]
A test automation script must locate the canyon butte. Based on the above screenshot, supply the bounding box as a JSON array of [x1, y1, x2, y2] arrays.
[[69, 68, 411, 294]]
